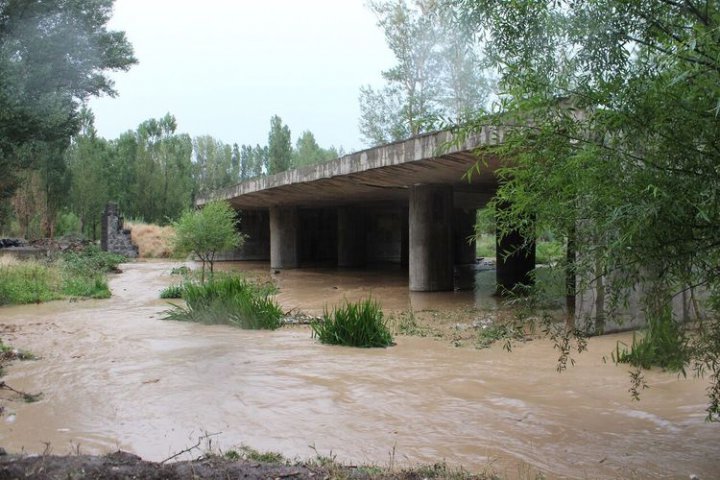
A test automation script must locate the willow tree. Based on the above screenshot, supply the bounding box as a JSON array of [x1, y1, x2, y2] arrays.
[[453, 0, 720, 419], [0, 0, 136, 228]]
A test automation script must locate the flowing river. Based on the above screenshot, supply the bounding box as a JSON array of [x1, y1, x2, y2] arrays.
[[0, 262, 718, 479]]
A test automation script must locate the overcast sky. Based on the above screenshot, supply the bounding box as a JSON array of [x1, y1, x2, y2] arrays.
[[87, 0, 395, 153]]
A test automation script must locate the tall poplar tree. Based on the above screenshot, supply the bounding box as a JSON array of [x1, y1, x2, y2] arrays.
[[267, 115, 292, 174]]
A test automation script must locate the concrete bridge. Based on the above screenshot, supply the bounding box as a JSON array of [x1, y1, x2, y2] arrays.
[[196, 127, 535, 293]]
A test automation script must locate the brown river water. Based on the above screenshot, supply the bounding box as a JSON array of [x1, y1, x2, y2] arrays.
[[0, 261, 718, 479]]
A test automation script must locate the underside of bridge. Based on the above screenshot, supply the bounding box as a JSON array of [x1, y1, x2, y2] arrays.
[[199, 128, 535, 293]]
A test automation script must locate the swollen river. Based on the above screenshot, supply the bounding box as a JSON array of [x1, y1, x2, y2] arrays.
[[0, 262, 718, 479]]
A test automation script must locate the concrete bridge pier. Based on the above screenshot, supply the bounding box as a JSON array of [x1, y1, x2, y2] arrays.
[[337, 207, 366, 267], [454, 208, 477, 265], [270, 206, 299, 269], [409, 184, 454, 291], [495, 202, 536, 295]]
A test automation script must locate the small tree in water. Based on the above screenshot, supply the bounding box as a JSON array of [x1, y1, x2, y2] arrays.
[[173, 201, 243, 283]]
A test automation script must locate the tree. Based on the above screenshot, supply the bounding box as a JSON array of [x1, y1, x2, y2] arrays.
[[453, 0, 720, 419], [267, 115, 292, 174], [0, 0, 136, 226], [293, 131, 336, 167], [173, 201, 244, 283], [67, 108, 111, 239], [359, 0, 492, 145], [129, 114, 193, 223], [193, 135, 235, 197]]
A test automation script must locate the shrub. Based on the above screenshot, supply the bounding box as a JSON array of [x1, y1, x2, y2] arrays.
[[163, 275, 282, 329], [172, 201, 244, 283], [311, 298, 394, 348]]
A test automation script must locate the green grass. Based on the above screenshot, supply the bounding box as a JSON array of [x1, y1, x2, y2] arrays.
[[163, 275, 283, 329], [0, 260, 60, 305], [311, 298, 394, 348], [476, 234, 564, 265], [223, 445, 286, 464], [160, 284, 184, 299], [0, 246, 124, 306], [613, 308, 688, 372], [475, 234, 495, 258]]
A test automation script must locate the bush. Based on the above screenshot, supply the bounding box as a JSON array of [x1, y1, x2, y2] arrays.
[[311, 298, 394, 348], [163, 275, 283, 330]]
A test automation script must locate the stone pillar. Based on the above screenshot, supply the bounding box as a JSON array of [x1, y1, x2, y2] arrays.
[[270, 206, 299, 269], [409, 184, 453, 291], [454, 208, 476, 265], [495, 203, 535, 295], [337, 207, 366, 267]]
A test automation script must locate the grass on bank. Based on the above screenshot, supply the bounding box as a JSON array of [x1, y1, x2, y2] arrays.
[[476, 234, 564, 265], [311, 298, 394, 348], [0, 246, 125, 306], [162, 274, 283, 330]]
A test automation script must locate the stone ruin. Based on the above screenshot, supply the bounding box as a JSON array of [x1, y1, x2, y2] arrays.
[[101, 202, 138, 258]]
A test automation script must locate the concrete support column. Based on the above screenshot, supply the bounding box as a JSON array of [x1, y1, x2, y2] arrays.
[[337, 207, 366, 267], [409, 184, 453, 291], [400, 206, 409, 267], [270, 206, 299, 269], [454, 208, 476, 265], [495, 203, 535, 295]]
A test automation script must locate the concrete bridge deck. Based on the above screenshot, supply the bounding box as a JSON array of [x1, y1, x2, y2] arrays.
[[197, 127, 534, 293]]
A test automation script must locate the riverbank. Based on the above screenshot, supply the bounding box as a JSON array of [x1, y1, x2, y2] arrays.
[[0, 449, 495, 480]]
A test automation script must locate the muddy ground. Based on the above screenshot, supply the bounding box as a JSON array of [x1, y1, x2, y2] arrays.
[[0, 450, 491, 480]]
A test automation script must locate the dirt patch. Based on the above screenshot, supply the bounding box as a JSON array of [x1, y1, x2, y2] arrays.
[[0, 451, 488, 480]]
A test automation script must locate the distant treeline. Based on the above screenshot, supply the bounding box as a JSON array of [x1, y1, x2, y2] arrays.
[[2, 108, 343, 241]]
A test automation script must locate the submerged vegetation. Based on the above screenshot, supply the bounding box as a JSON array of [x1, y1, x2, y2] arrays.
[[0, 247, 124, 306], [312, 298, 394, 348], [163, 275, 283, 330], [613, 308, 689, 372]]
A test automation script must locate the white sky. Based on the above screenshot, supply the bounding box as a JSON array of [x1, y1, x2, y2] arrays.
[[88, 0, 394, 153]]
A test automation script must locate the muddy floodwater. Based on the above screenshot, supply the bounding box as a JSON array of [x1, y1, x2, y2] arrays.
[[1, 262, 718, 479]]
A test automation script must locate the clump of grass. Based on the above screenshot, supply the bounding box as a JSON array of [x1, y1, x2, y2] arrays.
[[170, 265, 191, 276], [163, 275, 283, 329], [311, 298, 394, 348], [475, 322, 527, 349], [613, 308, 688, 372], [160, 284, 184, 299], [224, 445, 286, 464], [126, 221, 175, 258], [0, 259, 60, 305]]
